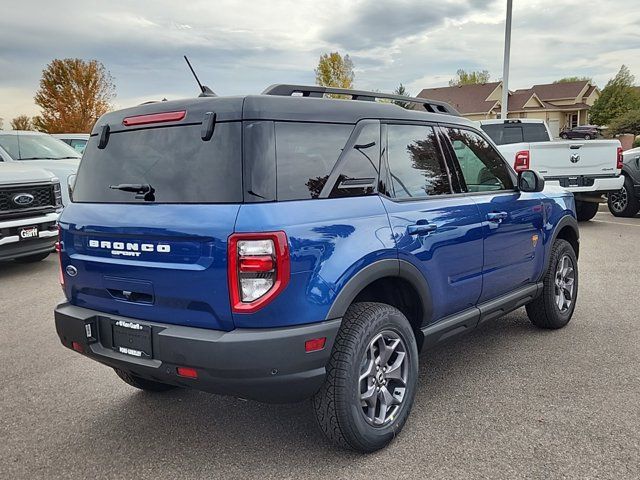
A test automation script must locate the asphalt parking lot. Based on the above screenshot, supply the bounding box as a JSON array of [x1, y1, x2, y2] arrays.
[[1, 210, 639, 480]]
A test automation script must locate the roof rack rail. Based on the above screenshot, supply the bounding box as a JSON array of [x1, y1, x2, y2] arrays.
[[261, 84, 460, 116]]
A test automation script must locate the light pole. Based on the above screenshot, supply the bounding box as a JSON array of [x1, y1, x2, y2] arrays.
[[500, 0, 513, 120]]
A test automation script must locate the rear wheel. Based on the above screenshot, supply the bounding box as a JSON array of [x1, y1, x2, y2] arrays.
[[114, 368, 177, 392], [526, 239, 578, 329], [560, 133, 568, 139], [313, 302, 418, 452], [584, 134, 591, 140], [14, 252, 49, 263], [575, 200, 599, 222], [608, 176, 640, 217]]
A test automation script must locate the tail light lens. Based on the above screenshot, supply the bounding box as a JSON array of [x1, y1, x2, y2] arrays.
[[617, 146, 624, 169], [56, 225, 64, 289], [228, 231, 290, 313], [514, 150, 530, 172]]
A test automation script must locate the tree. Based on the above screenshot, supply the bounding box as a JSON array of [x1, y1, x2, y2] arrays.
[[449, 69, 490, 86], [553, 76, 593, 83], [32, 58, 115, 133], [589, 65, 640, 126], [315, 52, 355, 91], [608, 109, 640, 136], [11, 115, 33, 130], [393, 83, 413, 109]]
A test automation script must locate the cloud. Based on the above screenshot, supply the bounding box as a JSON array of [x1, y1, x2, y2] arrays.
[[0, 0, 639, 124]]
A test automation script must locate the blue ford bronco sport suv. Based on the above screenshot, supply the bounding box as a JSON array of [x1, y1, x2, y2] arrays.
[[54, 84, 579, 452]]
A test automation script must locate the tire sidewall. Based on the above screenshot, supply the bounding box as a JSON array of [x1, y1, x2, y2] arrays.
[[544, 240, 579, 326], [341, 307, 419, 450]]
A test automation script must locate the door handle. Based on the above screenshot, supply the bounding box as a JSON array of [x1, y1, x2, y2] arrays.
[[407, 222, 437, 235], [487, 211, 508, 223]]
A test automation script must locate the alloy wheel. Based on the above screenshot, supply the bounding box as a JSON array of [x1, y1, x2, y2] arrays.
[[554, 254, 575, 313], [359, 330, 409, 426], [609, 186, 628, 213]]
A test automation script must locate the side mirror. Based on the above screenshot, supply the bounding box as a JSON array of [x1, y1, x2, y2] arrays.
[[518, 169, 545, 193], [67, 174, 77, 202]]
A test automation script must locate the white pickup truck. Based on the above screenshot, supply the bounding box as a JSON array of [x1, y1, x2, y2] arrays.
[[479, 119, 623, 221]]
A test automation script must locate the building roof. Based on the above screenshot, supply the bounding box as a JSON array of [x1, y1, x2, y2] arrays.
[[416, 82, 501, 114], [517, 80, 590, 100]]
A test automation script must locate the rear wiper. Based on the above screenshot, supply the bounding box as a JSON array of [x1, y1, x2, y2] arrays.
[[109, 183, 155, 201]]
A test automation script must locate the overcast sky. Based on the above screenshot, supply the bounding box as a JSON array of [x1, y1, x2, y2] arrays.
[[1, 0, 639, 124]]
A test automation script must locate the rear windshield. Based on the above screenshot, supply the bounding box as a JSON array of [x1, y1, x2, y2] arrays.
[[72, 123, 242, 203], [480, 123, 549, 145]]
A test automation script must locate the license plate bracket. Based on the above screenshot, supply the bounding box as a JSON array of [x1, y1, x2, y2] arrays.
[[18, 226, 39, 241], [112, 320, 152, 358]]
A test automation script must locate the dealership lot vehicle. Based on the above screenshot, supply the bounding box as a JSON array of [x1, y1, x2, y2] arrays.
[[0, 163, 62, 262], [480, 119, 623, 221], [52, 133, 90, 154], [0, 130, 80, 205], [608, 146, 640, 217], [55, 85, 580, 452]]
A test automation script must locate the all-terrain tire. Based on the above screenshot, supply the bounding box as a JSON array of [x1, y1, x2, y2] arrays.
[[312, 302, 419, 452], [608, 175, 640, 218], [114, 368, 177, 392], [575, 200, 599, 222], [526, 239, 578, 329]]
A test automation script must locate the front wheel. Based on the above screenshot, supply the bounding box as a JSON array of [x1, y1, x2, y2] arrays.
[[584, 134, 591, 140], [313, 302, 418, 452], [526, 239, 578, 329], [608, 176, 640, 217], [575, 200, 599, 221], [560, 133, 568, 139]]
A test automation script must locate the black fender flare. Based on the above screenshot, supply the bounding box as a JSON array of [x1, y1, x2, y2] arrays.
[[542, 214, 580, 276], [325, 258, 433, 327]]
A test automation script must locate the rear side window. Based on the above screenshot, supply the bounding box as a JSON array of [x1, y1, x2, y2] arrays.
[[445, 128, 514, 192], [385, 124, 451, 199], [275, 122, 353, 200], [72, 123, 242, 203], [481, 123, 549, 145]]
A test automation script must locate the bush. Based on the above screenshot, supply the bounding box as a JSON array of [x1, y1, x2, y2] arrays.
[[633, 137, 640, 148], [608, 109, 640, 136]]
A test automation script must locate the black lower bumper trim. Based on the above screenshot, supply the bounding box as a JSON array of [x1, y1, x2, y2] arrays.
[[54, 302, 341, 403]]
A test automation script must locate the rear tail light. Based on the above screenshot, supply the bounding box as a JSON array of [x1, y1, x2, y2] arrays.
[[56, 226, 64, 289], [514, 150, 530, 172], [228, 232, 290, 313], [617, 146, 624, 170]]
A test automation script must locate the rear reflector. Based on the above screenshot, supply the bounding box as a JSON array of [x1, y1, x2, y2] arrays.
[[71, 341, 84, 353], [122, 110, 186, 127], [305, 337, 326, 353], [176, 367, 198, 379], [514, 150, 530, 172]]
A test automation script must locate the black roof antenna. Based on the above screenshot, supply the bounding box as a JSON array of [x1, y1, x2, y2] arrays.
[[184, 55, 217, 97]]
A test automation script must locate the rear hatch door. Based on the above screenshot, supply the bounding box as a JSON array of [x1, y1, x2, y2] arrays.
[[59, 99, 243, 330]]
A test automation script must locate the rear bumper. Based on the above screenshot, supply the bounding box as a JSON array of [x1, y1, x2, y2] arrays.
[[54, 302, 341, 403], [545, 175, 624, 194], [0, 212, 58, 261]]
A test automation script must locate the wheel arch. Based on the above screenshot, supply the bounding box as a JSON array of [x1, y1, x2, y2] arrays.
[[543, 215, 579, 277], [325, 259, 433, 345]]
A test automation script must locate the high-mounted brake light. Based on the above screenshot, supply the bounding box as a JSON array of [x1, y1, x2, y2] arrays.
[[617, 146, 624, 170], [122, 110, 186, 127], [228, 231, 290, 313], [514, 150, 530, 172]]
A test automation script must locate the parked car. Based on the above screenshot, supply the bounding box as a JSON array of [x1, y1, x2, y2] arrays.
[[479, 119, 623, 221], [560, 125, 601, 140], [52, 133, 90, 154], [54, 85, 580, 453], [0, 131, 81, 205], [0, 163, 62, 263], [608, 146, 640, 217]]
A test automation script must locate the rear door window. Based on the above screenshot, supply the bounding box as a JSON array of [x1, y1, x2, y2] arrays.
[[72, 123, 242, 203], [274, 122, 353, 200], [385, 124, 451, 199]]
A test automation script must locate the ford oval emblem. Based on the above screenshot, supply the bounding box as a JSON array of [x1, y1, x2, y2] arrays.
[[65, 265, 78, 277], [12, 193, 34, 206]]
